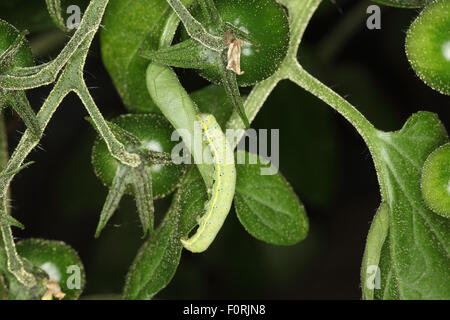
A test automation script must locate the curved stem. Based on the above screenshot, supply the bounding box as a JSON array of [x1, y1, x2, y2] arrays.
[[73, 81, 141, 167], [286, 60, 387, 198], [0, 0, 140, 201], [287, 61, 377, 145], [279, 0, 323, 59]]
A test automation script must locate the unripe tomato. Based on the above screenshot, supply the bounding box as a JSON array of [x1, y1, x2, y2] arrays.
[[16, 239, 85, 300], [91, 114, 185, 199], [182, 0, 290, 87], [405, 0, 450, 95], [421, 143, 450, 217]]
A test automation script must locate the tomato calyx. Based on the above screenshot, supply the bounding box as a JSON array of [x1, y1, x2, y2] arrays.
[[106, 119, 173, 167], [89, 115, 183, 239]]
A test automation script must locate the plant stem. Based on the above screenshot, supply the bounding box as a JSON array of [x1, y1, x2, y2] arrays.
[[73, 81, 141, 167], [0, 0, 140, 201], [166, 0, 224, 51], [0, 0, 140, 287], [279, 0, 323, 59], [0, 113, 9, 180], [288, 62, 377, 146], [0, 113, 36, 287], [0, 0, 108, 90], [226, 74, 282, 148]]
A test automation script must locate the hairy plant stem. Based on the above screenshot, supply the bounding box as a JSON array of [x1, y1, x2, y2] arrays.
[[0, 0, 142, 286], [0, 113, 36, 286], [0, 0, 140, 200], [166, 0, 225, 51], [287, 62, 376, 151]]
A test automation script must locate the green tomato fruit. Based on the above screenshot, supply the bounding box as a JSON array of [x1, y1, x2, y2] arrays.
[[16, 239, 85, 300], [91, 113, 185, 199], [405, 0, 450, 95], [182, 0, 290, 87], [421, 143, 450, 217], [0, 18, 33, 68]]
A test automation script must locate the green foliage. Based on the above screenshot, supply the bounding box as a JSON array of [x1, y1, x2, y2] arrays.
[[124, 168, 204, 299], [100, 0, 194, 113], [234, 151, 308, 245], [371, 112, 449, 299], [0, 0, 448, 300]]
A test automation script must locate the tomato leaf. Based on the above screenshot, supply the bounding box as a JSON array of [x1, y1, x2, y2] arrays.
[[100, 0, 194, 113], [375, 236, 401, 299], [123, 168, 206, 300], [370, 112, 450, 299], [234, 151, 309, 246]]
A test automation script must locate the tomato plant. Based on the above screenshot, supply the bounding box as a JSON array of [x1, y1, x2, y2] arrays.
[[0, 0, 448, 301]]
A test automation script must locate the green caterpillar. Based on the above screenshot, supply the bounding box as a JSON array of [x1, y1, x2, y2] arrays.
[[146, 63, 236, 252], [181, 113, 236, 252]]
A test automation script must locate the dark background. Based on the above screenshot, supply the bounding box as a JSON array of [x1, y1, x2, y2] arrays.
[[0, 0, 448, 299]]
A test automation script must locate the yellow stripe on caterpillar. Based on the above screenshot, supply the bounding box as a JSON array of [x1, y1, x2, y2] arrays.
[[180, 114, 236, 253]]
